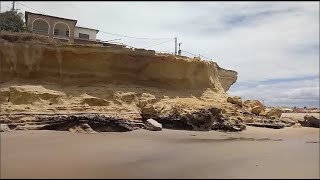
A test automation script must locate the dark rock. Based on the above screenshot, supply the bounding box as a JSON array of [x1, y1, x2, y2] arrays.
[[141, 107, 246, 132], [28, 114, 146, 132], [300, 115, 320, 128], [69, 123, 96, 133], [211, 120, 246, 131], [242, 110, 252, 115], [246, 122, 285, 129], [298, 119, 309, 127]]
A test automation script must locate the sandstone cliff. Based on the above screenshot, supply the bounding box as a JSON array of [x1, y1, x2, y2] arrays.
[[0, 37, 237, 91], [0, 32, 243, 132]]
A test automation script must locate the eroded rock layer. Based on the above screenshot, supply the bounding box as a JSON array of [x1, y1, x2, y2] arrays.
[[0, 37, 237, 91]]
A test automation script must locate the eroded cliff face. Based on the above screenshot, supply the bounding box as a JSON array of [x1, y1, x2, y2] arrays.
[[0, 41, 237, 91], [217, 67, 238, 92], [0, 33, 242, 132]]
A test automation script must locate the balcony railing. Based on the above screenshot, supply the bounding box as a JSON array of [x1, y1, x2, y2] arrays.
[[53, 37, 69, 42], [33, 29, 49, 35], [74, 37, 96, 41], [54, 32, 69, 38]]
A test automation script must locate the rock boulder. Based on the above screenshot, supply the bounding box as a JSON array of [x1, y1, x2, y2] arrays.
[[69, 123, 97, 133], [252, 106, 264, 115], [145, 119, 162, 131], [301, 115, 320, 128], [259, 111, 268, 116], [280, 117, 296, 127], [1, 124, 11, 132], [244, 100, 264, 108], [246, 122, 285, 129], [80, 94, 110, 106], [243, 100, 265, 115], [142, 107, 246, 132], [267, 108, 282, 118], [227, 96, 242, 107], [292, 123, 302, 128]]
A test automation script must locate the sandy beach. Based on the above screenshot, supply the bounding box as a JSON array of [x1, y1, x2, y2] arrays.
[[0, 4, 319, 179], [1, 126, 319, 179]]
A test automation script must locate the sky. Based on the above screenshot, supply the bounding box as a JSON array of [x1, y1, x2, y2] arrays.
[[1, 1, 319, 108]]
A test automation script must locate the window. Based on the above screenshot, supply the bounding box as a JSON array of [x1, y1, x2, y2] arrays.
[[79, 33, 89, 39], [54, 29, 69, 37], [32, 19, 49, 34], [54, 29, 59, 35], [54, 22, 69, 37]]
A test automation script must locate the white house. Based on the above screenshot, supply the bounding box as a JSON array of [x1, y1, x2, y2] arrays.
[[74, 26, 99, 41]]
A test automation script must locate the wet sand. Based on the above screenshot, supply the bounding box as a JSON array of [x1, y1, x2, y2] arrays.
[[1, 127, 319, 179]]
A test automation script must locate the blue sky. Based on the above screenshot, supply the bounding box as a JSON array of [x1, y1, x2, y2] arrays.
[[1, 1, 319, 108]]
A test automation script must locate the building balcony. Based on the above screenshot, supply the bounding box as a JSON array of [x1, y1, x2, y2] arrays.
[[74, 37, 99, 45], [53, 31, 70, 39], [53, 35, 69, 39], [74, 37, 96, 41], [32, 29, 49, 35]]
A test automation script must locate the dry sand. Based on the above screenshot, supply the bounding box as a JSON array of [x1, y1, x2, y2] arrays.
[[1, 126, 319, 179], [281, 112, 320, 120]]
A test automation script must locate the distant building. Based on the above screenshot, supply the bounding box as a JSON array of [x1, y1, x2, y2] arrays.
[[74, 26, 99, 44], [282, 108, 293, 113], [25, 11, 99, 44]]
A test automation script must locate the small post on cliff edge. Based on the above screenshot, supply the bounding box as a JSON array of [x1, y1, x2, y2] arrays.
[[175, 37, 177, 55], [12, 1, 15, 11]]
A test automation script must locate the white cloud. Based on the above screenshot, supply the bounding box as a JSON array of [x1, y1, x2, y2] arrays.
[[1, 1, 319, 107], [229, 77, 320, 108]]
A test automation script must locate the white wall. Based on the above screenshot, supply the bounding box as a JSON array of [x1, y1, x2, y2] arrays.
[[74, 27, 98, 40]]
